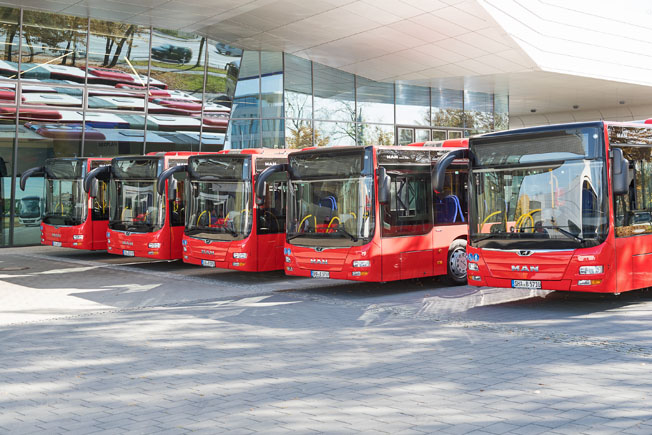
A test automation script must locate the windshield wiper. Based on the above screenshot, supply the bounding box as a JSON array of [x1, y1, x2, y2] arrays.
[[332, 227, 358, 242], [471, 233, 505, 243], [518, 226, 585, 243], [287, 233, 305, 241]]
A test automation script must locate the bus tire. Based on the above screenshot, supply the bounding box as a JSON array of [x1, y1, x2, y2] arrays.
[[445, 239, 467, 285]]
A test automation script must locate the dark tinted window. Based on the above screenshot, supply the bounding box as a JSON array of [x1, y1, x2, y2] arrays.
[[113, 158, 159, 179], [382, 167, 432, 237]]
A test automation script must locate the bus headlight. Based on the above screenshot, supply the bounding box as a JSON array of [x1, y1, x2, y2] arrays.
[[148, 243, 161, 248], [353, 260, 370, 268], [285, 256, 291, 263], [468, 262, 479, 271], [470, 275, 482, 281], [579, 265, 603, 275], [72, 235, 84, 240], [233, 252, 247, 259]]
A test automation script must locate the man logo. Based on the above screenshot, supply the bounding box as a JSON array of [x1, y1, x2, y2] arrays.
[[511, 265, 538, 272], [310, 259, 328, 265]]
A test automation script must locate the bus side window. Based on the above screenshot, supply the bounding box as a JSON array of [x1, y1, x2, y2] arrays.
[[169, 174, 186, 227], [382, 169, 433, 237], [615, 146, 652, 237], [433, 167, 467, 225], [92, 180, 109, 221], [257, 172, 287, 235]]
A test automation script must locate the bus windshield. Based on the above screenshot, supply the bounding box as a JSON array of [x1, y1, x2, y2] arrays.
[[109, 180, 164, 232], [471, 129, 608, 249], [44, 179, 87, 226], [185, 181, 253, 241], [287, 176, 375, 247]]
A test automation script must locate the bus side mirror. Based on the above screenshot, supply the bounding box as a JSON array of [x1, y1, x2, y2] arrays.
[[168, 178, 178, 201], [612, 148, 630, 195], [89, 178, 99, 198], [377, 167, 390, 204]]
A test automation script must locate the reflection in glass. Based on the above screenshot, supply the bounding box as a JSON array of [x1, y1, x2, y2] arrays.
[[432, 130, 446, 141], [284, 54, 311, 120], [0, 7, 19, 64], [261, 52, 283, 118], [465, 91, 493, 133], [356, 77, 393, 124], [314, 63, 354, 122], [186, 180, 252, 241], [231, 51, 260, 119], [285, 120, 313, 149], [315, 121, 355, 146], [357, 123, 394, 146], [494, 93, 509, 131], [396, 83, 429, 126], [262, 118, 283, 148], [227, 119, 259, 149], [397, 127, 414, 146], [21, 11, 88, 72], [432, 88, 463, 128]]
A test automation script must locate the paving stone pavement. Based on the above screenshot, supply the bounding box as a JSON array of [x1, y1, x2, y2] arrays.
[[1, 247, 652, 434]]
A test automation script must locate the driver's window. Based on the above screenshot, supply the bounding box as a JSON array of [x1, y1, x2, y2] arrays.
[[257, 171, 287, 235]]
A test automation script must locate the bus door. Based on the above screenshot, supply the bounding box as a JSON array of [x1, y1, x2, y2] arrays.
[[380, 165, 434, 281], [256, 168, 287, 271], [613, 147, 652, 292]]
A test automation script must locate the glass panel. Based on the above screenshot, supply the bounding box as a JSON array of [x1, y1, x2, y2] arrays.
[[616, 147, 652, 236], [227, 118, 259, 149], [15, 123, 83, 246], [231, 50, 260, 119], [21, 11, 88, 78], [150, 30, 204, 99], [257, 171, 286, 234], [448, 130, 463, 139], [397, 127, 414, 146], [357, 123, 394, 146], [261, 51, 282, 118], [356, 77, 393, 124], [207, 39, 242, 108], [396, 83, 429, 126], [432, 88, 463, 128], [465, 91, 493, 133], [432, 130, 446, 140], [314, 121, 355, 146], [284, 54, 311, 120], [145, 131, 199, 153], [285, 119, 313, 149], [83, 111, 151, 156], [262, 118, 283, 148], [415, 129, 430, 142], [382, 169, 433, 237], [494, 92, 509, 131], [0, 7, 19, 65], [0, 123, 13, 246], [109, 179, 164, 232], [44, 178, 86, 226], [313, 63, 354, 122], [88, 20, 151, 87]]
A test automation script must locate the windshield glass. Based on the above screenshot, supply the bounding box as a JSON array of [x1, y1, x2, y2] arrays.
[[287, 176, 375, 247], [19, 198, 41, 218], [44, 179, 87, 226], [185, 181, 253, 241], [109, 180, 164, 232], [471, 160, 608, 249]]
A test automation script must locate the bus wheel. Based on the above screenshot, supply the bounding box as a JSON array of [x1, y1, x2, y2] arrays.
[[445, 239, 467, 285]]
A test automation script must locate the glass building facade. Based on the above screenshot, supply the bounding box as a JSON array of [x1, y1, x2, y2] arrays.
[[227, 52, 508, 149], [0, 6, 508, 247], [0, 7, 241, 247]]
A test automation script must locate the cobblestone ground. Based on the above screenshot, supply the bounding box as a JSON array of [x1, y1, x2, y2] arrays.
[[1, 247, 652, 434]]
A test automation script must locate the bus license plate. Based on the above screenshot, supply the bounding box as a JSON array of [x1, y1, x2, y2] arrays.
[[311, 270, 329, 278], [512, 280, 541, 289], [201, 260, 215, 268], [52, 241, 62, 247], [123, 250, 135, 257]]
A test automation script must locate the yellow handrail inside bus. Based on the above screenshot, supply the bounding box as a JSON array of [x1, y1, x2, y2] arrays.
[[197, 210, 211, 226], [299, 214, 316, 230], [121, 207, 131, 221], [349, 212, 356, 219], [327, 216, 341, 232], [516, 209, 541, 231], [481, 210, 502, 227]]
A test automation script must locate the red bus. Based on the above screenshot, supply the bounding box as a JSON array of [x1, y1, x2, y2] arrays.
[[433, 121, 646, 293], [282, 144, 469, 283], [20, 157, 111, 250], [165, 149, 290, 271], [85, 152, 200, 260]]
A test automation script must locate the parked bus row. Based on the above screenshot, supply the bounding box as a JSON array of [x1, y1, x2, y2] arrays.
[[20, 139, 470, 283]]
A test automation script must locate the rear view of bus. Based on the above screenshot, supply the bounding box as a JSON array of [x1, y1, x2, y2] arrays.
[[284, 145, 468, 282], [181, 149, 288, 271], [20, 158, 110, 250], [86, 152, 194, 260], [458, 121, 628, 292]]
